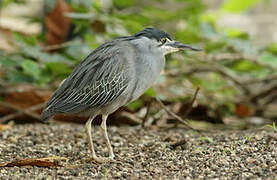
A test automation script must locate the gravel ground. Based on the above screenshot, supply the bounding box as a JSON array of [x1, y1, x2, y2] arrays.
[[0, 122, 276, 179]]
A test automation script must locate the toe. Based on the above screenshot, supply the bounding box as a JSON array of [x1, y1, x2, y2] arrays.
[[109, 154, 115, 160], [91, 156, 115, 163]]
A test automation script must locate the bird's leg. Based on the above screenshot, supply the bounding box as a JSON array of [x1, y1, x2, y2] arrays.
[[85, 115, 104, 163], [100, 115, 115, 159]]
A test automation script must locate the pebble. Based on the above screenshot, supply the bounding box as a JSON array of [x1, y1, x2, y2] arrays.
[[0, 123, 276, 179]]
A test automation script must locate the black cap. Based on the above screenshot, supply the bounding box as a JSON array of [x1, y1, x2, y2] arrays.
[[134, 28, 173, 41]]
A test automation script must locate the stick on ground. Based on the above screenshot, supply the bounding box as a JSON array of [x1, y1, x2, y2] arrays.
[[0, 102, 45, 123], [184, 87, 200, 117], [155, 88, 201, 132]]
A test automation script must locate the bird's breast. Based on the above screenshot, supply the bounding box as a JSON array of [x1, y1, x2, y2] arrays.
[[129, 54, 165, 102]]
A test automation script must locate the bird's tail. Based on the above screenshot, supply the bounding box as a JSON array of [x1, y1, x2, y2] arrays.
[[40, 107, 55, 123]]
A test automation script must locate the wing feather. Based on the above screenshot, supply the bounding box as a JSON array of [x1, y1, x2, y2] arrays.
[[43, 40, 131, 114]]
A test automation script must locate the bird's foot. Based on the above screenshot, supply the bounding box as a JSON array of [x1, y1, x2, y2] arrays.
[[91, 155, 115, 163], [109, 152, 115, 160]]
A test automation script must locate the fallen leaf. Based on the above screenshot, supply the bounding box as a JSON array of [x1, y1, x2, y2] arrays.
[[45, 0, 73, 46], [0, 84, 52, 115], [91, 20, 106, 33], [0, 84, 143, 124], [0, 124, 11, 131], [0, 156, 67, 167], [236, 103, 251, 118]]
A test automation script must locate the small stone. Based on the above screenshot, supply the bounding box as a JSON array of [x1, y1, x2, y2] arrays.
[[7, 137, 18, 143]]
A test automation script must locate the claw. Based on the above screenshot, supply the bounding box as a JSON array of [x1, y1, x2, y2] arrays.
[[86, 114, 116, 164], [91, 155, 115, 163]]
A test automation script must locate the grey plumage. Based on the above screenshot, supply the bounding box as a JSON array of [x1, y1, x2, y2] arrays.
[[41, 27, 201, 162], [41, 38, 133, 120]]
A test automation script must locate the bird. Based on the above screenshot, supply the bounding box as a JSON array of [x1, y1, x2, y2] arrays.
[[41, 27, 201, 163]]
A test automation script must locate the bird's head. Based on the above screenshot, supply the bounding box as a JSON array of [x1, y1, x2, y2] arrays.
[[134, 27, 202, 55]]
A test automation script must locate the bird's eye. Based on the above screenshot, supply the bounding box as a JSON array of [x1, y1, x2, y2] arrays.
[[161, 38, 167, 44]]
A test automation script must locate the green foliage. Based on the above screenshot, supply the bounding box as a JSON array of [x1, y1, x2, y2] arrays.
[[141, 7, 177, 22], [244, 134, 252, 141], [144, 88, 157, 97], [264, 121, 277, 132], [231, 60, 264, 72], [225, 28, 249, 39], [127, 100, 144, 111], [175, 28, 202, 44], [45, 62, 72, 78], [118, 18, 145, 34], [1, 0, 276, 120], [114, 0, 135, 9], [21, 60, 40, 78], [68, 0, 93, 8], [205, 40, 227, 53], [0, 57, 18, 67], [2, 0, 26, 7], [103, 168, 109, 179], [114, 14, 150, 33], [221, 0, 263, 13], [259, 52, 277, 68], [267, 43, 277, 55], [198, 137, 214, 143]]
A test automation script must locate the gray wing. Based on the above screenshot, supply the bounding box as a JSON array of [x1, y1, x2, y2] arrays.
[[42, 40, 131, 116]]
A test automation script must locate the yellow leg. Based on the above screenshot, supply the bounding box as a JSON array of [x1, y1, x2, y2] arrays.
[[100, 115, 115, 159], [85, 115, 114, 163], [85, 115, 104, 163]]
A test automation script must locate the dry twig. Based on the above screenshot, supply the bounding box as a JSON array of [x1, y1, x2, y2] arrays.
[[173, 65, 250, 95], [43, 41, 72, 51], [244, 74, 277, 84], [208, 53, 275, 71], [250, 83, 277, 103], [0, 102, 45, 123], [0, 156, 67, 167], [155, 88, 201, 132], [183, 87, 200, 117], [142, 99, 154, 127], [116, 111, 142, 125]]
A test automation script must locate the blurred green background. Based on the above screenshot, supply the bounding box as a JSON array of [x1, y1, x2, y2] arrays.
[[0, 0, 276, 128]]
